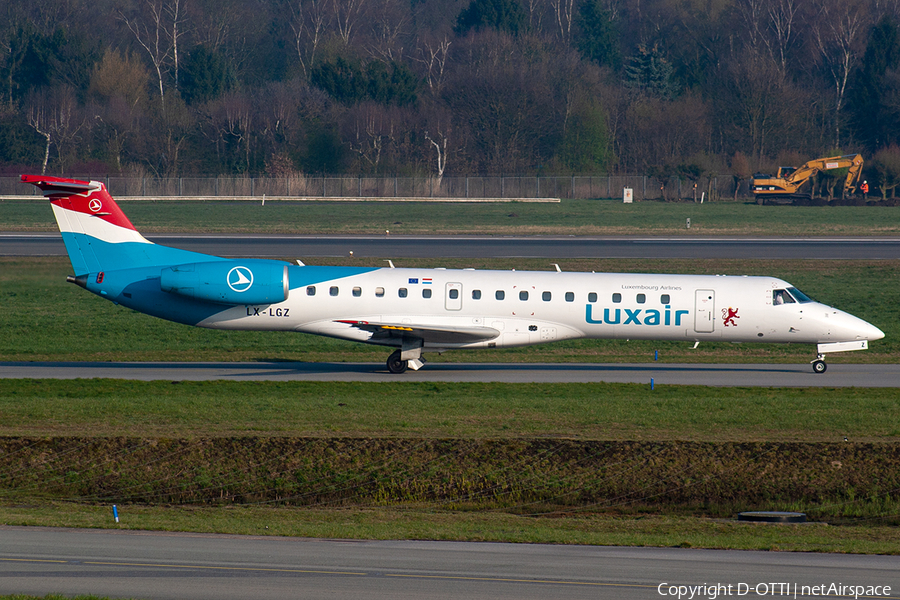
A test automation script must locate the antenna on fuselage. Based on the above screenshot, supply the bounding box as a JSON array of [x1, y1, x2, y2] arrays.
[[385, 260, 395, 269], [553, 263, 561, 272]]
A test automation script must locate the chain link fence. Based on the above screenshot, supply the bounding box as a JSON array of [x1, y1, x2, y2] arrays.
[[2, 174, 741, 200]]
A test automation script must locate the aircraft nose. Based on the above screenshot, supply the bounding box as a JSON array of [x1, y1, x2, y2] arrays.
[[826, 307, 884, 342], [844, 311, 884, 341], [862, 320, 885, 341]]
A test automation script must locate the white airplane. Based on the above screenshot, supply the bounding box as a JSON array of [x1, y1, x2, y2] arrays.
[[23, 174, 884, 374]]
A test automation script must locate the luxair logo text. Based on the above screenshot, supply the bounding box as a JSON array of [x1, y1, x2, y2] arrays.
[[585, 304, 689, 326]]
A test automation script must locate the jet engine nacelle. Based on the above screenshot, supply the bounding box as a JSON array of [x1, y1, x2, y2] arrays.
[[160, 260, 289, 305]]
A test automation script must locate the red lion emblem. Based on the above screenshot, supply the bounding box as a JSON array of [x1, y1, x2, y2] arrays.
[[722, 307, 740, 327]]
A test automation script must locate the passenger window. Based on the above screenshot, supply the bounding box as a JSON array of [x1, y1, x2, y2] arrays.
[[472, 289, 482, 300], [588, 292, 597, 303], [565, 291, 574, 302], [496, 290, 505, 300], [661, 294, 670, 304], [423, 289, 432, 299], [519, 290, 529, 301], [637, 293, 646, 304], [612, 293, 621, 303], [353, 287, 362, 297], [542, 291, 551, 301], [399, 288, 408, 298], [306, 286, 316, 296], [330, 286, 339, 297], [449, 289, 459, 299], [375, 287, 385, 297]]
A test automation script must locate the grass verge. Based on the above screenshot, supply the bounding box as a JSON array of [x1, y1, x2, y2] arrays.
[[1, 379, 898, 441], [3, 198, 900, 236], [1, 504, 897, 554]]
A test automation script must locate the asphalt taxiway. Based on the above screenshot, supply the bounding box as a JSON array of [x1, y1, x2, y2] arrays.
[[1, 361, 895, 386], [2, 527, 898, 600], [5, 232, 900, 259]]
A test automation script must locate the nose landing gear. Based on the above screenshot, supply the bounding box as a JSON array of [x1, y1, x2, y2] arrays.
[[811, 354, 827, 374]]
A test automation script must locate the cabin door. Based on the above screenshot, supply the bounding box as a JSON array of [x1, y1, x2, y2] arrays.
[[694, 289, 715, 333]]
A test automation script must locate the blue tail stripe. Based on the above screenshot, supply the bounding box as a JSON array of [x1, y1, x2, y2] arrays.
[[61, 233, 223, 273]]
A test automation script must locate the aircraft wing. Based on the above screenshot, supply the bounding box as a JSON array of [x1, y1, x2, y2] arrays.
[[335, 320, 500, 345]]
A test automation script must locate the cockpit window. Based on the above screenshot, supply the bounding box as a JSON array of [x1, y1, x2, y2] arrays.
[[787, 287, 814, 303], [772, 289, 795, 305]]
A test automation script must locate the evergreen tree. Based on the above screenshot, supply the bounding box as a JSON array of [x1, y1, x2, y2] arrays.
[[847, 17, 900, 151], [181, 45, 233, 105], [312, 58, 419, 106], [574, 0, 621, 70], [624, 43, 678, 100], [454, 0, 527, 37]]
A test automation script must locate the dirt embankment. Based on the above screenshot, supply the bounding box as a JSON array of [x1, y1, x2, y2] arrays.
[[2, 438, 897, 520]]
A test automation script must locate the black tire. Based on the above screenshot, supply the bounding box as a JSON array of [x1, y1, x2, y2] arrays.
[[387, 350, 408, 374], [812, 360, 827, 374]]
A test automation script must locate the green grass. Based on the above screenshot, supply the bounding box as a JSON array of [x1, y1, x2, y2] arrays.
[[1, 379, 898, 441], [1, 257, 897, 362], [1, 504, 898, 554], [0, 596, 118, 600], [3, 198, 900, 236]]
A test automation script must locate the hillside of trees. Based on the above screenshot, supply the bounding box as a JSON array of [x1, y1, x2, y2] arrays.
[[4, 0, 900, 186]]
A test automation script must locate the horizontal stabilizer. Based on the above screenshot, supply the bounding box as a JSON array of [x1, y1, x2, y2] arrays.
[[20, 175, 98, 196]]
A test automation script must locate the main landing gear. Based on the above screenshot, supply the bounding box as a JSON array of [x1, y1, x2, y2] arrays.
[[387, 350, 408, 374], [811, 354, 827, 374], [386, 349, 426, 374]]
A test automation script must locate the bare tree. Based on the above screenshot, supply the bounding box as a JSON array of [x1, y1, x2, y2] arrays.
[[292, 0, 329, 79], [812, 0, 867, 147], [413, 35, 451, 94], [28, 105, 52, 175], [763, 0, 800, 76], [424, 130, 448, 184], [89, 50, 151, 172], [737, 0, 768, 52], [333, 0, 369, 45], [368, 0, 408, 61], [550, 0, 575, 44], [27, 87, 86, 174], [120, 0, 187, 109], [166, 0, 187, 93]]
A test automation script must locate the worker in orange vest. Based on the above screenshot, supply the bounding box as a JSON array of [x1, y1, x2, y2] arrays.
[[861, 180, 869, 198]]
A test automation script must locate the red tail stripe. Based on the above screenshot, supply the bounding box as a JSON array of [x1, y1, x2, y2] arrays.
[[21, 175, 138, 232]]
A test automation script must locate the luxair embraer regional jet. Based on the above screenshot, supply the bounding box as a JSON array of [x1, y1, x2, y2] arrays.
[[23, 174, 884, 374]]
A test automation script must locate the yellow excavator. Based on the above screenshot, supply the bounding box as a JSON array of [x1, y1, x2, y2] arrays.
[[751, 154, 864, 204]]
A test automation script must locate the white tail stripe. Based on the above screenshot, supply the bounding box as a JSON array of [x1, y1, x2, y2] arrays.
[[51, 203, 151, 244]]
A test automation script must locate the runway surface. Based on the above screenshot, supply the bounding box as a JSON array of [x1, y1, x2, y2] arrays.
[[4, 232, 900, 259], [2, 527, 898, 600], [2, 361, 895, 386]]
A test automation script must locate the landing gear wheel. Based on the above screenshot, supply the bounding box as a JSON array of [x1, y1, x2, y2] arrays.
[[812, 360, 827, 374], [387, 350, 408, 374]]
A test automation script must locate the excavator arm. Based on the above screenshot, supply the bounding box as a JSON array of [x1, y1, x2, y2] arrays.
[[752, 154, 863, 204]]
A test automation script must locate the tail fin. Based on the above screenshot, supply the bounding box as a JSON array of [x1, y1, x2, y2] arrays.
[[22, 175, 212, 274]]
